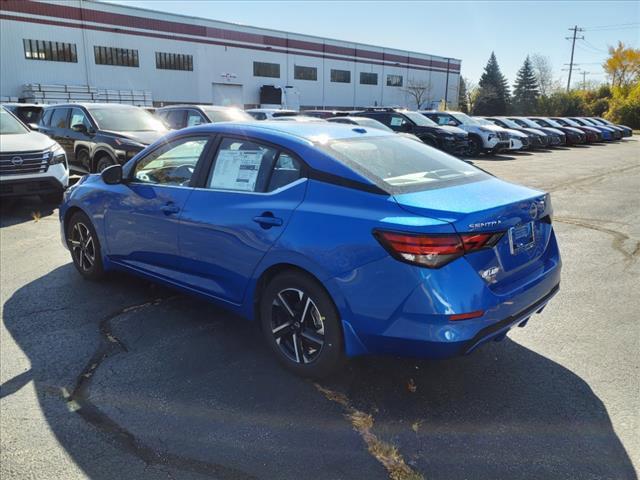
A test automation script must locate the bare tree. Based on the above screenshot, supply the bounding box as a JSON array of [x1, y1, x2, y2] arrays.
[[531, 54, 554, 96], [402, 79, 432, 109], [463, 77, 480, 113]]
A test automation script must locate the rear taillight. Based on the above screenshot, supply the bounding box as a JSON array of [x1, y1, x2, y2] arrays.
[[374, 230, 503, 268]]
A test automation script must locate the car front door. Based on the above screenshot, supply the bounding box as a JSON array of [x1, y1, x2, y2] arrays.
[[67, 107, 94, 168], [103, 135, 213, 277], [178, 136, 307, 304], [43, 108, 72, 157]]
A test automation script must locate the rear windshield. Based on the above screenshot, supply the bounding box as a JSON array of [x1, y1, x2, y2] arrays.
[[318, 135, 488, 193]]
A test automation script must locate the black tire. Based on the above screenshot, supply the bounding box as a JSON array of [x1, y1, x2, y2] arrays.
[[95, 155, 116, 173], [259, 271, 345, 378], [66, 211, 105, 280], [467, 136, 482, 157], [76, 149, 90, 170], [41, 191, 63, 205]]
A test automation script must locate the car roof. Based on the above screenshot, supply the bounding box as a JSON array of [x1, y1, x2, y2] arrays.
[[177, 120, 394, 142], [245, 108, 298, 113], [42, 103, 143, 109], [156, 104, 239, 111], [1, 103, 44, 108]]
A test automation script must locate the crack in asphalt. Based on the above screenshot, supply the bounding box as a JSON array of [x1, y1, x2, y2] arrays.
[[554, 216, 639, 263], [314, 384, 424, 480], [66, 296, 257, 480]]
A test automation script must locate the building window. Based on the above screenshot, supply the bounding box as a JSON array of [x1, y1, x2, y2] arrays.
[[94, 46, 139, 67], [253, 62, 280, 78], [23, 39, 77, 62], [387, 74, 403, 87], [330, 69, 351, 83], [155, 52, 193, 71], [360, 72, 378, 85], [294, 65, 317, 81]]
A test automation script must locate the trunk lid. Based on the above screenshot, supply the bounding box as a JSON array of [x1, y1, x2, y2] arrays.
[[393, 177, 552, 282]]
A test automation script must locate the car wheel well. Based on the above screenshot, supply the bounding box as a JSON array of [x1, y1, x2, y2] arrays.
[[253, 263, 338, 328], [63, 206, 85, 237]]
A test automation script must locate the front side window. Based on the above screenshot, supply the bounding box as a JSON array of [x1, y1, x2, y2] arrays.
[[386, 74, 403, 87], [40, 109, 53, 127], [164, 110, 186, 129], [331, 69, 351, 83], [133, 137, 209, 186], [187, 111, 206, 127], [50, 108, 70, 129], [253, 62, 280, 78], [318, 135, 487, 193], [389, 114, 410, 130], [202, 108, 254, 122], [294, 65, 317, 81], [70, 108, 91, 130]]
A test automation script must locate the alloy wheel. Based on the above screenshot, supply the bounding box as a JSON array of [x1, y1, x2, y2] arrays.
[[270, 288, 325, 364], [68, 222, 96, 271]]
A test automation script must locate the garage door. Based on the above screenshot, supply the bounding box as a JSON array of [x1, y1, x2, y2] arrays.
[[212, 83, 243, 107]]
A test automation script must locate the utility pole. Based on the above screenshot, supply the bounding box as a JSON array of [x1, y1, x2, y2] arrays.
[[580, 71, 590, 90], [565, 25, 584, 92]]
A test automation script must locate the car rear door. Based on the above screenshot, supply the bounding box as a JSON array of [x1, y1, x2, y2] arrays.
[[177, 136, 307, 304], [103, 134, 213, 277], [67, 107, 94, 168]]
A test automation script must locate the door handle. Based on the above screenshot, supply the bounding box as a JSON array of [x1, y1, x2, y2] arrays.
[[253, 212, 283, 229], [161, 203, 180, 215]]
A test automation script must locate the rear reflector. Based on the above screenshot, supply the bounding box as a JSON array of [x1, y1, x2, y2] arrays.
[[449, 310, 484, 321], [374, 230, 503, 268]]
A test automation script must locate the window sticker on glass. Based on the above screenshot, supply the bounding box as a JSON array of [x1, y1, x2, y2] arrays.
[[390, 116, 404, 127], [210, 150, 263, 191]]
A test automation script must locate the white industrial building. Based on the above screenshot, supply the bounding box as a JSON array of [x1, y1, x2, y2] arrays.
[[0, 0, 461, 110]]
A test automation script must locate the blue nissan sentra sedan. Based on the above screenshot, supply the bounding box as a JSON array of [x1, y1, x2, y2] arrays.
[[60, 121, 561, 377]]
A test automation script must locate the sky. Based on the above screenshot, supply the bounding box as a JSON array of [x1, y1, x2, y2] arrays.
[[106, 0, 639, 88]]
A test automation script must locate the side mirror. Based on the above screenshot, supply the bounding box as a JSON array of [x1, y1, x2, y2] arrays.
[[28, 123, 39, 131], [71, 123, 88, 134], [448, 120, 457, 127], [101, 164, 123, 185]]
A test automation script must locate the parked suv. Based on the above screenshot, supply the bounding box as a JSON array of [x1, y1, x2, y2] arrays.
[[38, 103, 168, 173], [483, 117, 550, 149], [156, 105, 253, 130], [0, 107, 68, 202], [421, 110, 510, 156], [357, 108, 469, 156]]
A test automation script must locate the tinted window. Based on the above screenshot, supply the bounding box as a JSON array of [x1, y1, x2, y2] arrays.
[[331, 69, 351, 83], [41, 109, 53, 127], [24, 39, 77, 62], [253, 62, 280, 78], [294, 65, 317, 81], [134, 137, 209, 185], [155, 51, 193, 71], [318, 135, 487, 193], [387, 74, 403, 87], [360, 72, 378, 85], [94, 46, 139, 67], [50, 108, 70, 129], [11, 107, 42, 124], [267, 153, 302, 191], [207, 138, 278, 192], [164, 110, 186, 129]]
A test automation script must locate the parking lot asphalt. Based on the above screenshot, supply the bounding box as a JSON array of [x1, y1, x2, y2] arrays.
[[1, 139, 639, 480]]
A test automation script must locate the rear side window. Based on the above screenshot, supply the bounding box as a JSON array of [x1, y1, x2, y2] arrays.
[[50, 108, 70, 129], [207, 138, 302, 193], [318, 135, 488, 193]]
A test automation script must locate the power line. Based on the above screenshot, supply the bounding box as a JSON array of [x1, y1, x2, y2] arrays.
[[583, 23, 640, 31]]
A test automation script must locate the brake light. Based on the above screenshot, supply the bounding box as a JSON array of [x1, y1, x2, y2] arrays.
[[374, 230, 503, 268]]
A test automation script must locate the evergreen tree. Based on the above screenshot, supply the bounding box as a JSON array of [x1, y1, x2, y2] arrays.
[[472, 52, 511, 115], [512, 56, 540, 114], [458, 77, 468, 113]]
